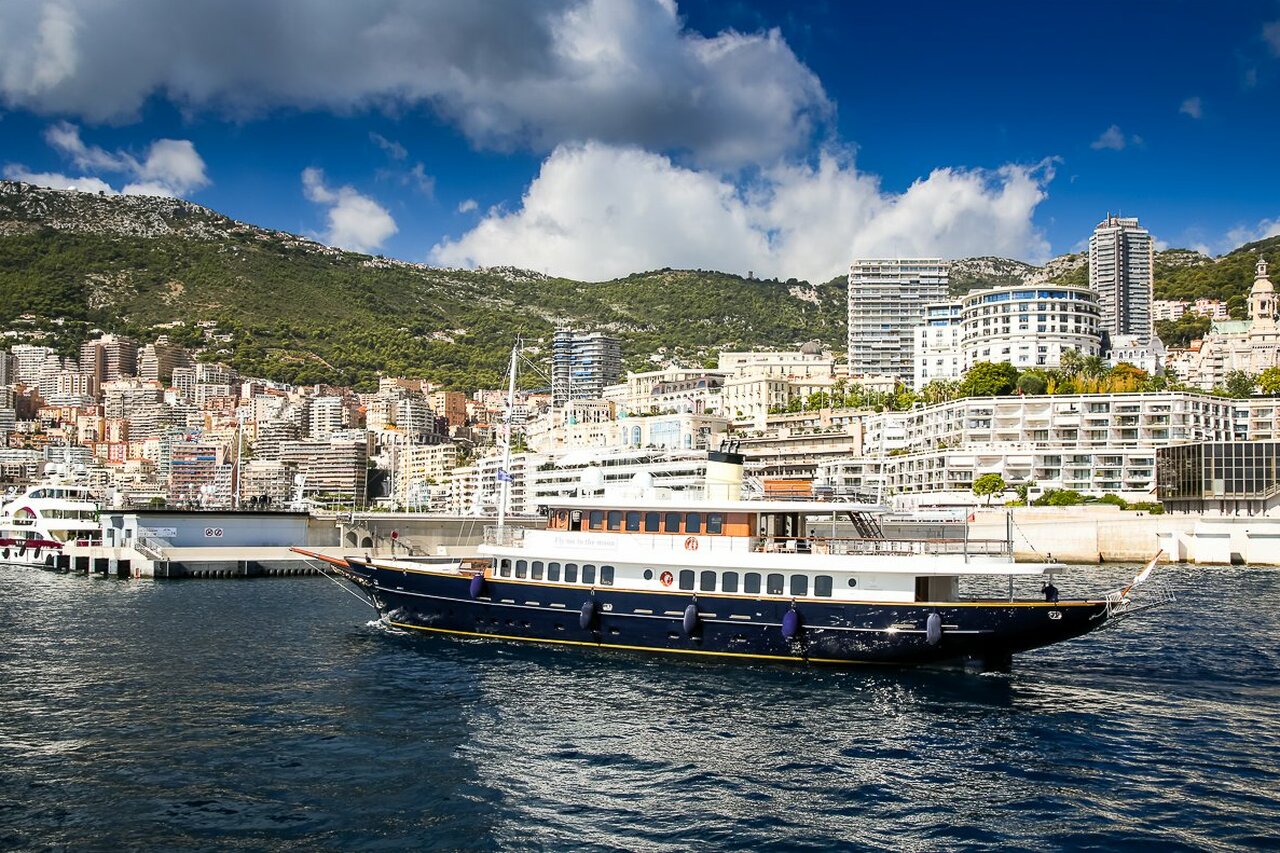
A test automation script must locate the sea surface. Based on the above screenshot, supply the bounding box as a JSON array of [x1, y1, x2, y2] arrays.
[[1, 563, 1278, 851]]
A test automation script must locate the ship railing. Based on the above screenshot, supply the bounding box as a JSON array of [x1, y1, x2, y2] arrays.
[[753, 536, 1011, 557], [483, 526, 525, 547]]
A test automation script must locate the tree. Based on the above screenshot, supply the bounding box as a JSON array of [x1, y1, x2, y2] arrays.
[[1081, 355, 1108, 379], [1225, 370, 1257, 399], [958, 361, 1020, 397], [1258, 366, 1280, 395], [920, 379, 958, 405], [1016, 370, 1048, 396], [1059, 348, 1083, 377], [972, 473, 1006, 506]]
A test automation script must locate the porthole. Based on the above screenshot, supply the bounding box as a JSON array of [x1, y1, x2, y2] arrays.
[[847, 577, 858, 588], [643, 568, 654, 581]]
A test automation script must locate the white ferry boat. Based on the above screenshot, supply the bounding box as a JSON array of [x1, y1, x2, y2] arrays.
[[0, 482, 102, 569], [299, 449, 1169, 672]]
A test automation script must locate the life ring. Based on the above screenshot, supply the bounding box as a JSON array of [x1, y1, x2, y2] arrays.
[[660, 570, 674, 587], [684, 536, 698, 551]]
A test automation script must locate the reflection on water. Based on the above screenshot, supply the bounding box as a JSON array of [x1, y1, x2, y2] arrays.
[[1, 564, 1278, 850]]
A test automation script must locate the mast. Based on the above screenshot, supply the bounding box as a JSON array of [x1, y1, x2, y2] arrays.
[[497, 339, 519, 532]]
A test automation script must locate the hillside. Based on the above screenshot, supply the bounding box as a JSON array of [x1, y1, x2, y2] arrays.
[[0, 182, 845, 390], [1, 181, 1273, 389]]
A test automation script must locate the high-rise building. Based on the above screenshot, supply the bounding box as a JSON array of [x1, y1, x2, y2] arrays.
[[0, 349, 14, 386], [552, 329, 622, 404], [138, 338, 194, 383], [1089, 215, 1154, 345], [847, 259, 950, 382], [80, 334, 138, 387]]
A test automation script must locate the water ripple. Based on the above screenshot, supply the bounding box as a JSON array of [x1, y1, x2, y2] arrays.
[[1, 564, 1278, 850]]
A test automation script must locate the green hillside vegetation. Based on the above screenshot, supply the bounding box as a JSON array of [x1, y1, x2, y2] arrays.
[[0, 184, 846, 390], [1153, 235, 1280, 313]]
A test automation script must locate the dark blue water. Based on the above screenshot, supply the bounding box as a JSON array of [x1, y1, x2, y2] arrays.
[[2, 564, 1279, 851]]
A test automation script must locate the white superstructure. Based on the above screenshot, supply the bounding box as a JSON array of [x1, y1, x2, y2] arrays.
[[0, 482, 102, 568]]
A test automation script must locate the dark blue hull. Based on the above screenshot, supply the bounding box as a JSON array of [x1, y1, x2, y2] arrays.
[[342, 560, 1111, 671]]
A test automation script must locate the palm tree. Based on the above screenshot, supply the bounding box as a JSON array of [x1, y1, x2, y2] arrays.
[[1081, 355, 1108, 379]]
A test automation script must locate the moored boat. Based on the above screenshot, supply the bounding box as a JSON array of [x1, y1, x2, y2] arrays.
[[298, 449, 1170, 672], [0, 481, 103, 569]]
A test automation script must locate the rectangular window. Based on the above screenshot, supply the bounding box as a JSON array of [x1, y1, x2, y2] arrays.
[[607, 511, 622, 531], [664, 512, 682, 533], [678, 569, 695, 590], [700, 570, 716, 591], [707, 513, 724, 534], [790, 574, 808, 597], [625, 511, 641, 532], [500, 559, 511, 577], [589, 510, 604, 530], [744, 572, 762, 594], [547, 562, 561, 582], [600, 565, 615, 586], [766, 573, 785, 595], [515, 560, 528, 579], [814, 576, 833, 597], [722, 571, 739, 593], [644, 512, 660, 532], [564, 563, 579, 583], [582, 564, 597, 585], [686, 512, 702, 534], [531, 561, 544, 580]]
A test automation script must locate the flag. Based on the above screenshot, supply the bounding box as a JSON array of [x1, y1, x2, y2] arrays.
[[496, 469, 513, 483]]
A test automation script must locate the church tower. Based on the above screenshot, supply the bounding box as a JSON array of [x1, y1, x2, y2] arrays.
[[1249, 256, 1276, 329]]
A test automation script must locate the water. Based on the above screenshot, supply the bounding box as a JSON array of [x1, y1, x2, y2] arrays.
[[2, 564, 1278, 851]]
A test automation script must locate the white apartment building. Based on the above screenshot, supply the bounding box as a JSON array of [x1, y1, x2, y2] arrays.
[[1090, 215, 1154, 344], [913, 301, 963, 390], [961, 284, 1101, 370], [716, 345, 835, 378], [307, 396, 348, 439], [818, 391, 1239, 504], [848, 259, 950, 382]]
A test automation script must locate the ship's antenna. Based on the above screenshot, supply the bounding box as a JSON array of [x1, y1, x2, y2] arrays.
[[497, 338, 520, 532]]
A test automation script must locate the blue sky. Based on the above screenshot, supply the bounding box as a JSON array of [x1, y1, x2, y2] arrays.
[[1, 1, 1278, 282]]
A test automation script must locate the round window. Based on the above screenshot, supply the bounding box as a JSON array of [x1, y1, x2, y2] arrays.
[[643, 569, 654, 580], [847, 577, 858, 588]]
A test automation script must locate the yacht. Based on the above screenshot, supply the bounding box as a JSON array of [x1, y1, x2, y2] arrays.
[[297, 448, 1170, 672], [0, 482, 102, 569]]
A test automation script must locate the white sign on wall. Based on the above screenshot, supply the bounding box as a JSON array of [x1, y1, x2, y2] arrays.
[[204, 527, 224, 538]]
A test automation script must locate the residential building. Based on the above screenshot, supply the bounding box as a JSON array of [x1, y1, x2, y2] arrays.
[[138, 338, 194, 383], [9, 344, 57, 385], [960, 285, 1101, 370], [847, 258, 949, 382], [913, 301, 963, 390], [168, 440, 228, 506], [1089, 215, 1154, 344], [817, 391, 1239, 504], [278, 435, 369, 505], [80, 334, 138, 387], [394, 443, 459, 509], [552, 329, 622, 404]]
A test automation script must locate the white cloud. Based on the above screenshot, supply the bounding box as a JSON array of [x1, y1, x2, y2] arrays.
[[1091, 125, 1128, 150], [1, 165, 115, 195], [301, 167, 398, 252], [430, 141, 1053, 283], [0, 0, 830, 168], [457, 198, 478, 214], [370, 132, 407, 160], [1265, 20, 1280, 56], [1225, 217, 1280, 249], [1179, 96, 1202, 119], [4, 121, 208, 197]]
